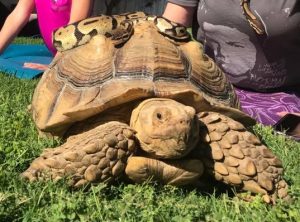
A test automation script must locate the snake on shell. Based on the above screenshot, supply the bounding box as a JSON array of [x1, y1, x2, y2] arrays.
[[53, 2, 265, 52], [53, 11, 190, 52], [240, 0, 266, 35]]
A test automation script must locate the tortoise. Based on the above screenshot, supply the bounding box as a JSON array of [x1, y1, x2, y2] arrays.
[[22, 12, 289, 203]]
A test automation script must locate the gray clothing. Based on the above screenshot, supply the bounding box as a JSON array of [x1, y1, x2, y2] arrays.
[[168, 0, 300, 91]]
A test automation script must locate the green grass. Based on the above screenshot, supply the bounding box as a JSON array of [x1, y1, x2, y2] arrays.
[[1, 73, 300, 222], [0, 39, 300, 221], [13, 37, 44, 45]]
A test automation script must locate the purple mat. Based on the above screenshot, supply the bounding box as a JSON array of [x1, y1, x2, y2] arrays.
[[235, 88, 300, 126]]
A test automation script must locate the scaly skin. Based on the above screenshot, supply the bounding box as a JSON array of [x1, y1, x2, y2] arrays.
[[191, 112, 289, 203], [22, 122, 136, 187]]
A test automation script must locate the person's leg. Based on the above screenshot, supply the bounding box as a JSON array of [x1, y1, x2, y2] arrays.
[[0, 2, 40, 37], [18, 19, 40, 37]]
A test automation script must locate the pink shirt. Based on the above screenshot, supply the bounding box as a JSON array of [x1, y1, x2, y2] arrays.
[[35, 0, 71, 55]]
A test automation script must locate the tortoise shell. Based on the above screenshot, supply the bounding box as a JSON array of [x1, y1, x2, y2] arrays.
[[31, 20, 254, 136]]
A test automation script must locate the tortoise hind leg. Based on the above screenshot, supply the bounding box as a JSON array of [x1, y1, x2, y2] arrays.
[[21, 121, 136, 187], [191, 112, 289, 203]]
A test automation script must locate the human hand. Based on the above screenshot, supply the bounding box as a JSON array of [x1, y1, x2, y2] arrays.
[[23, 62, 48, 71], [277, 112, 300, 118], [162, 2, 195, 27]]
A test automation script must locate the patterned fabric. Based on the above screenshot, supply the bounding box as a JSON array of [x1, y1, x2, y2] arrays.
[[235, 88, 300, 126]]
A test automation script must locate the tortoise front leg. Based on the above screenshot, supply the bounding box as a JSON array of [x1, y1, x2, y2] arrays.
[[22, 121, 136, 187], [126, 157, 204, 186], [192, 112, 289, 203]]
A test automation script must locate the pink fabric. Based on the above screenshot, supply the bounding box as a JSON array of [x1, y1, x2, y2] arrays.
[[35, 0, 71, 55]]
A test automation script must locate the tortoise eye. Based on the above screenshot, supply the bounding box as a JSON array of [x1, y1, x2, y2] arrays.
[[156, 113, 162, 120]]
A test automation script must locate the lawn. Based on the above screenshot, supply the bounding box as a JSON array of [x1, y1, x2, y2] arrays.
[[0, 40, 299, 221]]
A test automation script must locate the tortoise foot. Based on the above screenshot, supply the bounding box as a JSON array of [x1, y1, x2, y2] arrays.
[[193, 112, 289, 203], [125, 156, 204, 186], [21, 122, 136, 187]]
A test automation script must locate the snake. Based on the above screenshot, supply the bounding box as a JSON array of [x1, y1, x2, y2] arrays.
[[53, 12, 190, 52], [53, 2, 266, 52], [240, 0, 266, 35]]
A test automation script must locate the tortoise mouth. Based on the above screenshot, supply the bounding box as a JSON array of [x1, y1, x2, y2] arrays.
[[137, 136, 198, 159]]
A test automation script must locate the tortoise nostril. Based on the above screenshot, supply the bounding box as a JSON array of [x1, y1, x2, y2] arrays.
[[179, 118, 190, 124]]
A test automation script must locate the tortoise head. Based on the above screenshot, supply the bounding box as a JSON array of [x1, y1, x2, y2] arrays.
[[130, 98, 199, 159]]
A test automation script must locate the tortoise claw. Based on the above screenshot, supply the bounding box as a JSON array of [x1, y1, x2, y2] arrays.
[[22, 122, 136, 186]]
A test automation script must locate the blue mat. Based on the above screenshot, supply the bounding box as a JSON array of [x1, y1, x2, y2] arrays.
[[0, 44, 53, 79]]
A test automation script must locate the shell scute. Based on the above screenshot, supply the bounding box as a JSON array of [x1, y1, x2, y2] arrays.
[[114, 22, 189, 81], [57, 35, 115, 87]]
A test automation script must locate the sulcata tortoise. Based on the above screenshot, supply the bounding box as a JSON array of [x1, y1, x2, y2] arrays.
[[22, 12, 289, 203]]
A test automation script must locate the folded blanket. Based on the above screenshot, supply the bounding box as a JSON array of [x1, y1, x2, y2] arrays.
[[0, 44, 53, 79]]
